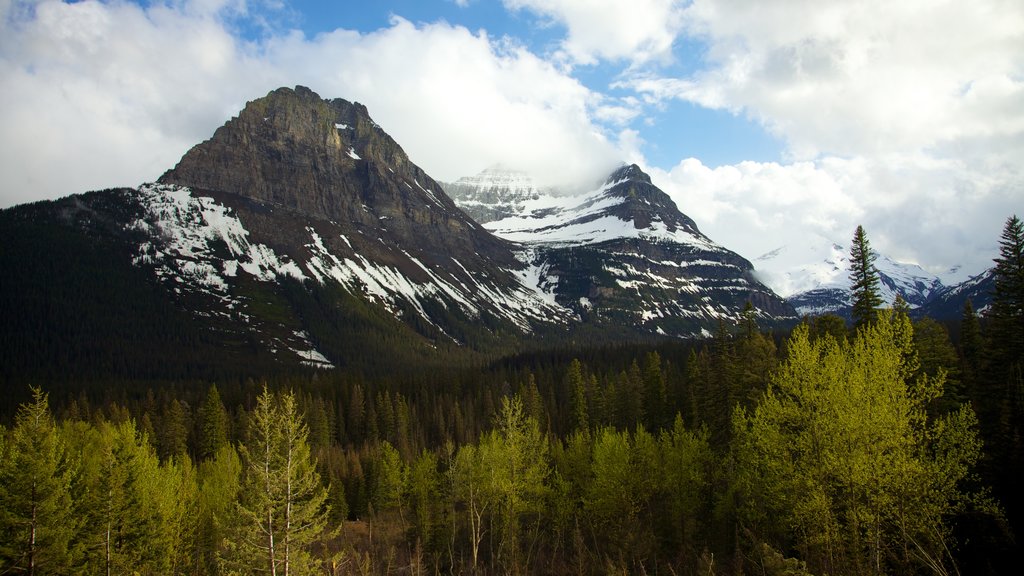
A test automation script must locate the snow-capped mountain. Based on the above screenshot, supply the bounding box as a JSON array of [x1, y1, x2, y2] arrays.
[[752, 234, 960, 317], [0, 86, 797, 382], [448, 165, 798, 337], [443, 166, 552, 224]]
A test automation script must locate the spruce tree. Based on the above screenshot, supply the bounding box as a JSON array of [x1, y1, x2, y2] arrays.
[[231, 387, 330, 576], [198, 384, 229, 461], [0, 388, 77, 574], [983, 214, 1024, 544], [988, 215, 1024, 363], [848, 225, 883, 329]]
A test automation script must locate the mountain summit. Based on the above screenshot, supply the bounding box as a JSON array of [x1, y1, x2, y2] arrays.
[[447, 164, 798, 336]]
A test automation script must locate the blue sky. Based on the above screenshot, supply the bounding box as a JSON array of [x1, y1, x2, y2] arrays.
[[1, 0, 1021, 280], [233, 0, 784, 168]]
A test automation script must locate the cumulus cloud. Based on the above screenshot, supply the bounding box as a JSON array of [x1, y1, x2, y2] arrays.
[[607, 0, 1024, 278], [0, 0, 622, 207], [503, 0, 686, 65], [270, 18, 621, 188], [626, 0, 1024, 163], [647, 154, 1019, 282]]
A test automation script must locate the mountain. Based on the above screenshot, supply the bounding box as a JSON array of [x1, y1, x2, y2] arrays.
[[442, 166, 552, 224], [2, 86, 575, 382], [752, 236, 960, 318], [916, 268, 995, 319], [2, 85, 801, 383], [446, 165, 798, 337]]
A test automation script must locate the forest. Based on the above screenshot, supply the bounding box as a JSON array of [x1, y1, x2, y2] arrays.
[[0, 216, 1021, 575]]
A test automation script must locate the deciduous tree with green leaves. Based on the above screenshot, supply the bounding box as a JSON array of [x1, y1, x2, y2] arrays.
[[479, 395, 548, 573]]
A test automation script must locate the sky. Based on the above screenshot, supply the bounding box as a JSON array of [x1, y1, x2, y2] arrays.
[[1, 0, 1021, 282]]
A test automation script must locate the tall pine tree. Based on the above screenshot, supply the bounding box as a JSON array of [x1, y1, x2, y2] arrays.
[[849, 225, 883, 329], [983, 214, 1024, 548], [230, 387, 330, 576], [0, 388, 77, 574]]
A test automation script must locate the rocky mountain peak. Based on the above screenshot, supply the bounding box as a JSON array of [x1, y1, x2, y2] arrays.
[[600, 164, 702, 237], [160, 86, 427, 220], [158, 86, 514, 270], [607, 163, 652, 185]]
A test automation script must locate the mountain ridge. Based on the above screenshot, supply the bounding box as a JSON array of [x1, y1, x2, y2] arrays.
[[446, 165, 798, 336]]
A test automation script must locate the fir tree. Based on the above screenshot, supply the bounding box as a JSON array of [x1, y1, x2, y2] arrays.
[[988, 214, 1024, 362], [231, 387, 330, 576], [983, 214, 1024, 545], [849, 225, 883, 329], [0, 388, 78, 574], [198, 384, 229, 461]]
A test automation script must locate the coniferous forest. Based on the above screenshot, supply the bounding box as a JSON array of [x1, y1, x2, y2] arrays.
[[1, 217, 1022, 575]]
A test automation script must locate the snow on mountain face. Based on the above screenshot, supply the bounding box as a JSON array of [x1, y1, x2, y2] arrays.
[[131, 183, 571, 353], [449, 164, 798, 337], [443, 166, 551, 224], [753, 235, 948, 316], [481, 165, 719, 252]]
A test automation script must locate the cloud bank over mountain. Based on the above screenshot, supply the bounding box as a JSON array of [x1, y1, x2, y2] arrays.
[[1, 0, 1020, 277]]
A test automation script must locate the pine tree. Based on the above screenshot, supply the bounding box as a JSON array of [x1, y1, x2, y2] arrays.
[[0, 388, 77, 574], [566, 359, 589, 434], [198, 384, 229, 461], [983, 214, 1024, 546], [231, 387, 330, 576], [849, 225, 883, 329]]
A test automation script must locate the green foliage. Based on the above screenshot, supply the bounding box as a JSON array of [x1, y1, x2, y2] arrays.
[[0, 299, 1015, 575], [478, 396, 548, 573], [849, 225, 883, 329], [734, 312, 986, 575], [198, 384, 230, 461], [0, 388, 77, 573], [198, 444, 242, 575], [231, 386, 330, 575]]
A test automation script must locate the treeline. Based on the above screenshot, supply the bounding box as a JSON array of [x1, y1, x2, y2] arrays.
[[1, 307, 1015, 575]]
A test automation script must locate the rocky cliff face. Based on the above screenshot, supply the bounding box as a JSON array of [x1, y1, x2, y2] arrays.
[[151, 87, 575, 350], [160, 86, 511, 270]]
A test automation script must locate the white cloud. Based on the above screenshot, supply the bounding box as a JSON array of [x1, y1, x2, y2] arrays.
[[502, 0, 686, 65], [630, 0, 1024, 164], [0, 0, 269, 204], [648, 153, 1018, 281], [602, 0, 1024, 279], [269, 17, 621, 187], [0, 1, 622, 207]]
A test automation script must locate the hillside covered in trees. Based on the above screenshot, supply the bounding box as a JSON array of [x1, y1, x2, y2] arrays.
[[1, 217, 1021, 575]]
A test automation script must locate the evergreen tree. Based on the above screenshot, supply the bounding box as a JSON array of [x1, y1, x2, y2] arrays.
[[198, 384, 229, 461], [200, 445, 242, 575], [566, 359, 589, 434], [848, 225, 883, 329], [983, 214, 1024, 548], [959, 298, 984, 384], [989, 215, 1024, 356], [0, 388, 77, 574], [231, 387, 330, 576], [159, 399, 189, 462]]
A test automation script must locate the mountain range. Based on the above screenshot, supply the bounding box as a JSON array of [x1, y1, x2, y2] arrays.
[[0, 86, 991, 381], [445, 168, 994, 322]]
